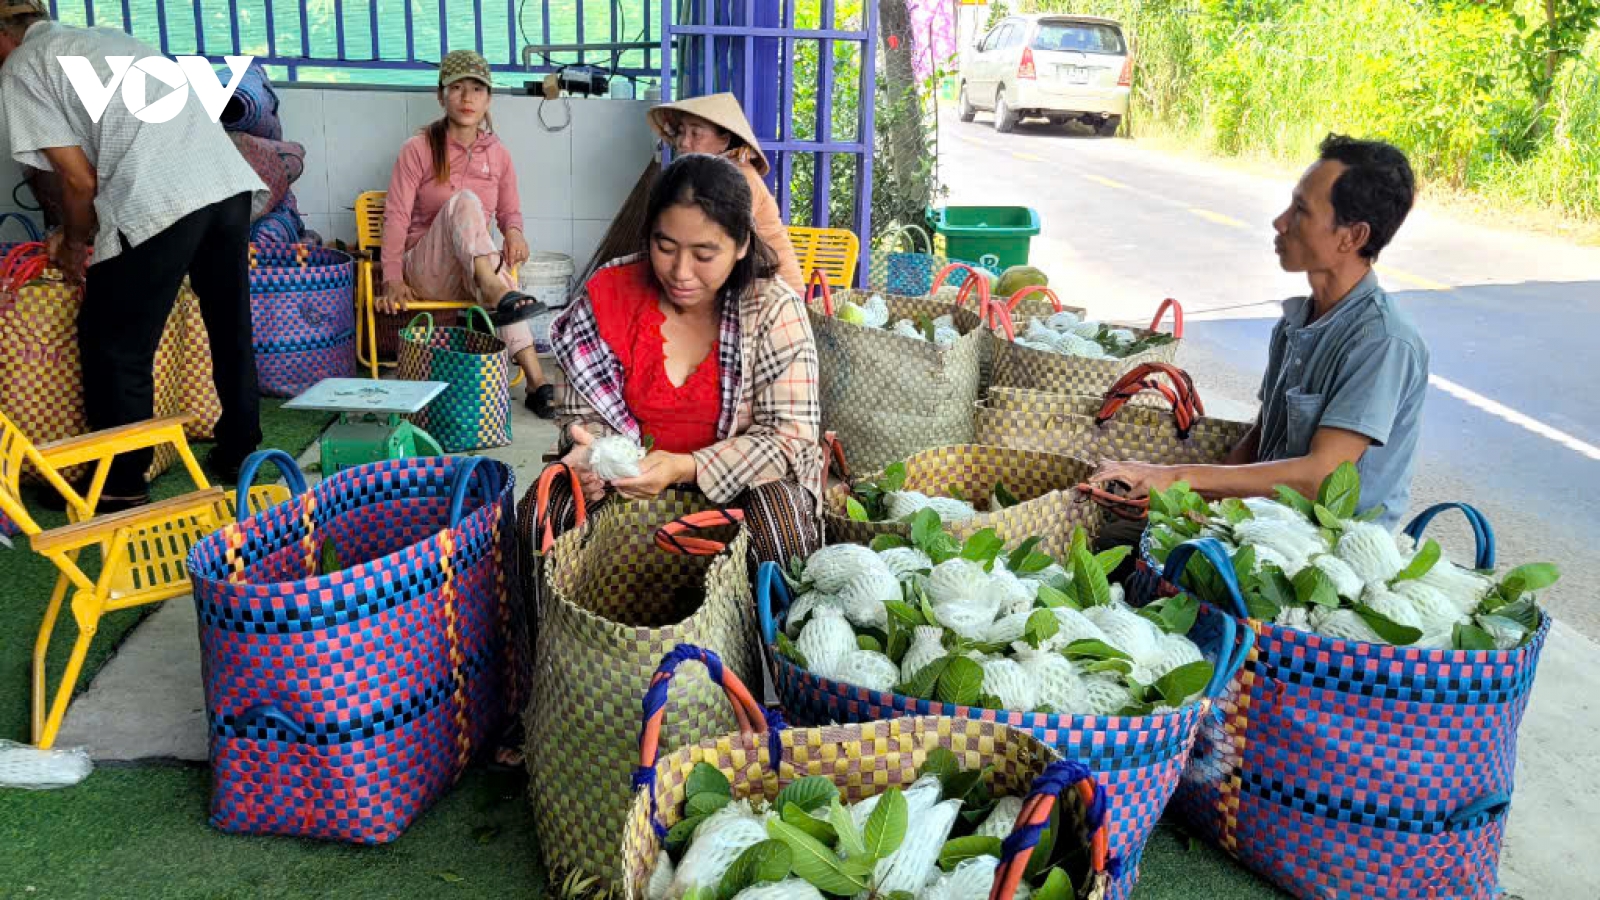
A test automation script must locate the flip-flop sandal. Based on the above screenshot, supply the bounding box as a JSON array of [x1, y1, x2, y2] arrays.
[[491, 290, 547, 327]]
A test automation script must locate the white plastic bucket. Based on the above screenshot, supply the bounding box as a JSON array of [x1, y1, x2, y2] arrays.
[[519, 251, 575, 308]]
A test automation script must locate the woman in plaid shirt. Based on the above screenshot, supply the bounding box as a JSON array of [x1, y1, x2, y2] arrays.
[[532, 153, 824, 569]]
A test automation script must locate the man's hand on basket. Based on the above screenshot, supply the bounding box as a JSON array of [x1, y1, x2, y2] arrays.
[[612, 452, 696, 501], [376, 281, 415, 315], [561, 424, 605, 504], [1088, 459, 1177, 499], [46, 232, 89, 284]]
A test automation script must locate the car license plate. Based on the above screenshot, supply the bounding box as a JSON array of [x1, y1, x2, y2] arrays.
[[1057, 65, 1090, 84]]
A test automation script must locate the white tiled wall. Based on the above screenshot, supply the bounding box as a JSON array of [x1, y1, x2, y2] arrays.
[[0, 86, 659, 270]]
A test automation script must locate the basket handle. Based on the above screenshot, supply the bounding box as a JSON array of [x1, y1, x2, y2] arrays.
[[990, 759, 1113, 900], [533, 462, 587, 554], [928, 262, 985, 303], [823, 431, 851, 481], [1445, 792, 1512, 830], [1, 241, 49, 292], [1159, 537, 1255, 698], [757, 560, 793, 644], [1073, 484, 1148, 521], [237, 704, 308, 742], [0, 212, 41, 243], [1097, 363, 1205, 437], [633, 644, 783, 837], [465, 305, 496, 335], [405, 311, 435, 336], [653, 508, 745, 556], [446, 456, 500, 530], [999, 285, 1063, 318], [235, 449, 309, 516], [806, 269, 835, 315], [881, 222, 932, 255], [1403, 502, 1495, 570], [1148, 298, 1184, 338]]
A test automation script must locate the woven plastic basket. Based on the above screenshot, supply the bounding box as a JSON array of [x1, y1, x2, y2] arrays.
[[396, 307, 511, 452], [808, 266, 1008, 474], [619, 644, 1116, 900], [756, 557, 1254, 900], [248, 242, 356, 397], [823, 442, 1108, 562], [990, 300, 1184, 398], [1160, 512, 1550, 900], [189, 452, 521, 844], [525, 475, 761, 887]]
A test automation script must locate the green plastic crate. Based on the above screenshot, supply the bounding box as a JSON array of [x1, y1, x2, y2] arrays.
[[931, 206, 1041, 272]]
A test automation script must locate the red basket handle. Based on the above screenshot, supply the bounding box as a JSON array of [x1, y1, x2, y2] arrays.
[[1097, 362, 1204, 437], [633, 644, 782, 837], [1075, 483, 1149, 521], [824, 431, 851, 481], [0, 242, 47, 292], [806, 268, 835, 316], [653, 508, 745, 556], [1148, 298, 1184, 338], [534, 462, 587, 554], [1000, 285, 1064, 317], [986, 300, 1018, 342], [989, 759, 1113, 900]]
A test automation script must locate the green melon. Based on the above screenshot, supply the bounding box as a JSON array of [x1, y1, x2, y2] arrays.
[[996, 265, 1048, 297]]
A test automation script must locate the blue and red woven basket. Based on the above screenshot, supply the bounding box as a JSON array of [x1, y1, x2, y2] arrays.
[[1156, 505, 1549, 900], [248, 242, 356, 397], [756, 557, 1253, 900], [188, 452, 523, 844]]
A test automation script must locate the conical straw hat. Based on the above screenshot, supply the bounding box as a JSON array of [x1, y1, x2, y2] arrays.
[[648, 93, 769, 176]]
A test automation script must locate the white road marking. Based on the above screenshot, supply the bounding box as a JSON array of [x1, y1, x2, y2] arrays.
[[1430, 374, 1600, 461]]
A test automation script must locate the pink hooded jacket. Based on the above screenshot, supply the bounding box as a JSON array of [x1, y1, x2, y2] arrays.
[[381, 130, 523, 280]]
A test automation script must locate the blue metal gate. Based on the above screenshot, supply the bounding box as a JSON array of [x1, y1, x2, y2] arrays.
[[661, 0, 877, 285]]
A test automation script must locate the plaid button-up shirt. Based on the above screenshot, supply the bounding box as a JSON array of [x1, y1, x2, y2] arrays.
[[1, 21, 265, 263], [550, 256, 824, 506]]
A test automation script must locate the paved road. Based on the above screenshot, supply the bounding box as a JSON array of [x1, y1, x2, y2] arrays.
[[938, 115, 1600, 639], [938, 115, 1600, 898]]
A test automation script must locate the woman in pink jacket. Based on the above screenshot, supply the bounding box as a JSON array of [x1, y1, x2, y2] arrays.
[[376, 50, 555, 417]]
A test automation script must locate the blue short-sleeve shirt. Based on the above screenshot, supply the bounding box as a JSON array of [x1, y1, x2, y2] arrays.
[[1257, 270, 1429, 529]]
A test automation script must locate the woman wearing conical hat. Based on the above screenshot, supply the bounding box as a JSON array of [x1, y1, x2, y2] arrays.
[[647, 93, 805, 294]]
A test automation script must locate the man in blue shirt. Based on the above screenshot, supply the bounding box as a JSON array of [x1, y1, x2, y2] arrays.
[[1092, 135, 1428, 528]]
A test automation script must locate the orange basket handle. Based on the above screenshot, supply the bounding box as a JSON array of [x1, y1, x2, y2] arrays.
[[1149, 297, 1184, 338], [823, 431, 851, 481], [806, 268, 835, 315], [534, 462, 587, 554], [1001, 285, 1064, 317], [653, 508, 746, 556], [1075, 483, 1150, 521], [987, 300, 1018, 342], [633, 644, 781, 838], [1098, 362, 1204, 436], [988, 759, 1114, 900]]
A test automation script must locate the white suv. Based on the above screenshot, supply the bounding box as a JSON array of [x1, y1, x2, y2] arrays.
[[959, 14, 1132, 136]]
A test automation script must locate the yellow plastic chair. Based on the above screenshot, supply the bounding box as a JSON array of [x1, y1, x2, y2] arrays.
[[352, 190, 521, 384], [0, 411, 290, 748], [787, 225, 861, 289]]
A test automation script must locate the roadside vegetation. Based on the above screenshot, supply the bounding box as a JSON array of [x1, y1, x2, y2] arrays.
[[1015, 0, 1600, 232]]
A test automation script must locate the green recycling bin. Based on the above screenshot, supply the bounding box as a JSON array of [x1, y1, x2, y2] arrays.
[[931, 206, 1041, 272]]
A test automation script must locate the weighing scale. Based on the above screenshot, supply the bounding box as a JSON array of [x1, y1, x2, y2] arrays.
[[284, 378, 449, 474]]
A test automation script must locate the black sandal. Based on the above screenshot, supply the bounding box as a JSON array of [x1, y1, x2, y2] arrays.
[[491, 290, 548, 328], [525, 383, 557, 419]]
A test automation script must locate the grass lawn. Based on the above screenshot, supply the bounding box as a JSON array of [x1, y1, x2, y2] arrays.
[[0, 400, 1285, 899]]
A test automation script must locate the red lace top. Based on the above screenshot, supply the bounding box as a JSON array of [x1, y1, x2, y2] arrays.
[[588, 261, 722, 454]]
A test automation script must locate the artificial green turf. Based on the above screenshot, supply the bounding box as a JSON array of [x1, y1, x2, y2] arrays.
[[1, 399, 333, 744], [0, 398, 1284, 900], [0, 763, 1282, 900]]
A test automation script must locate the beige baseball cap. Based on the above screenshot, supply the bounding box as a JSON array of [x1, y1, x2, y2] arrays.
[[439, 50, 493, 88]]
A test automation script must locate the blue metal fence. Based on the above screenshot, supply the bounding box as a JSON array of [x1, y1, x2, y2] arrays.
[[661, 0, 875, 284], [46, 0, 662, 85]]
